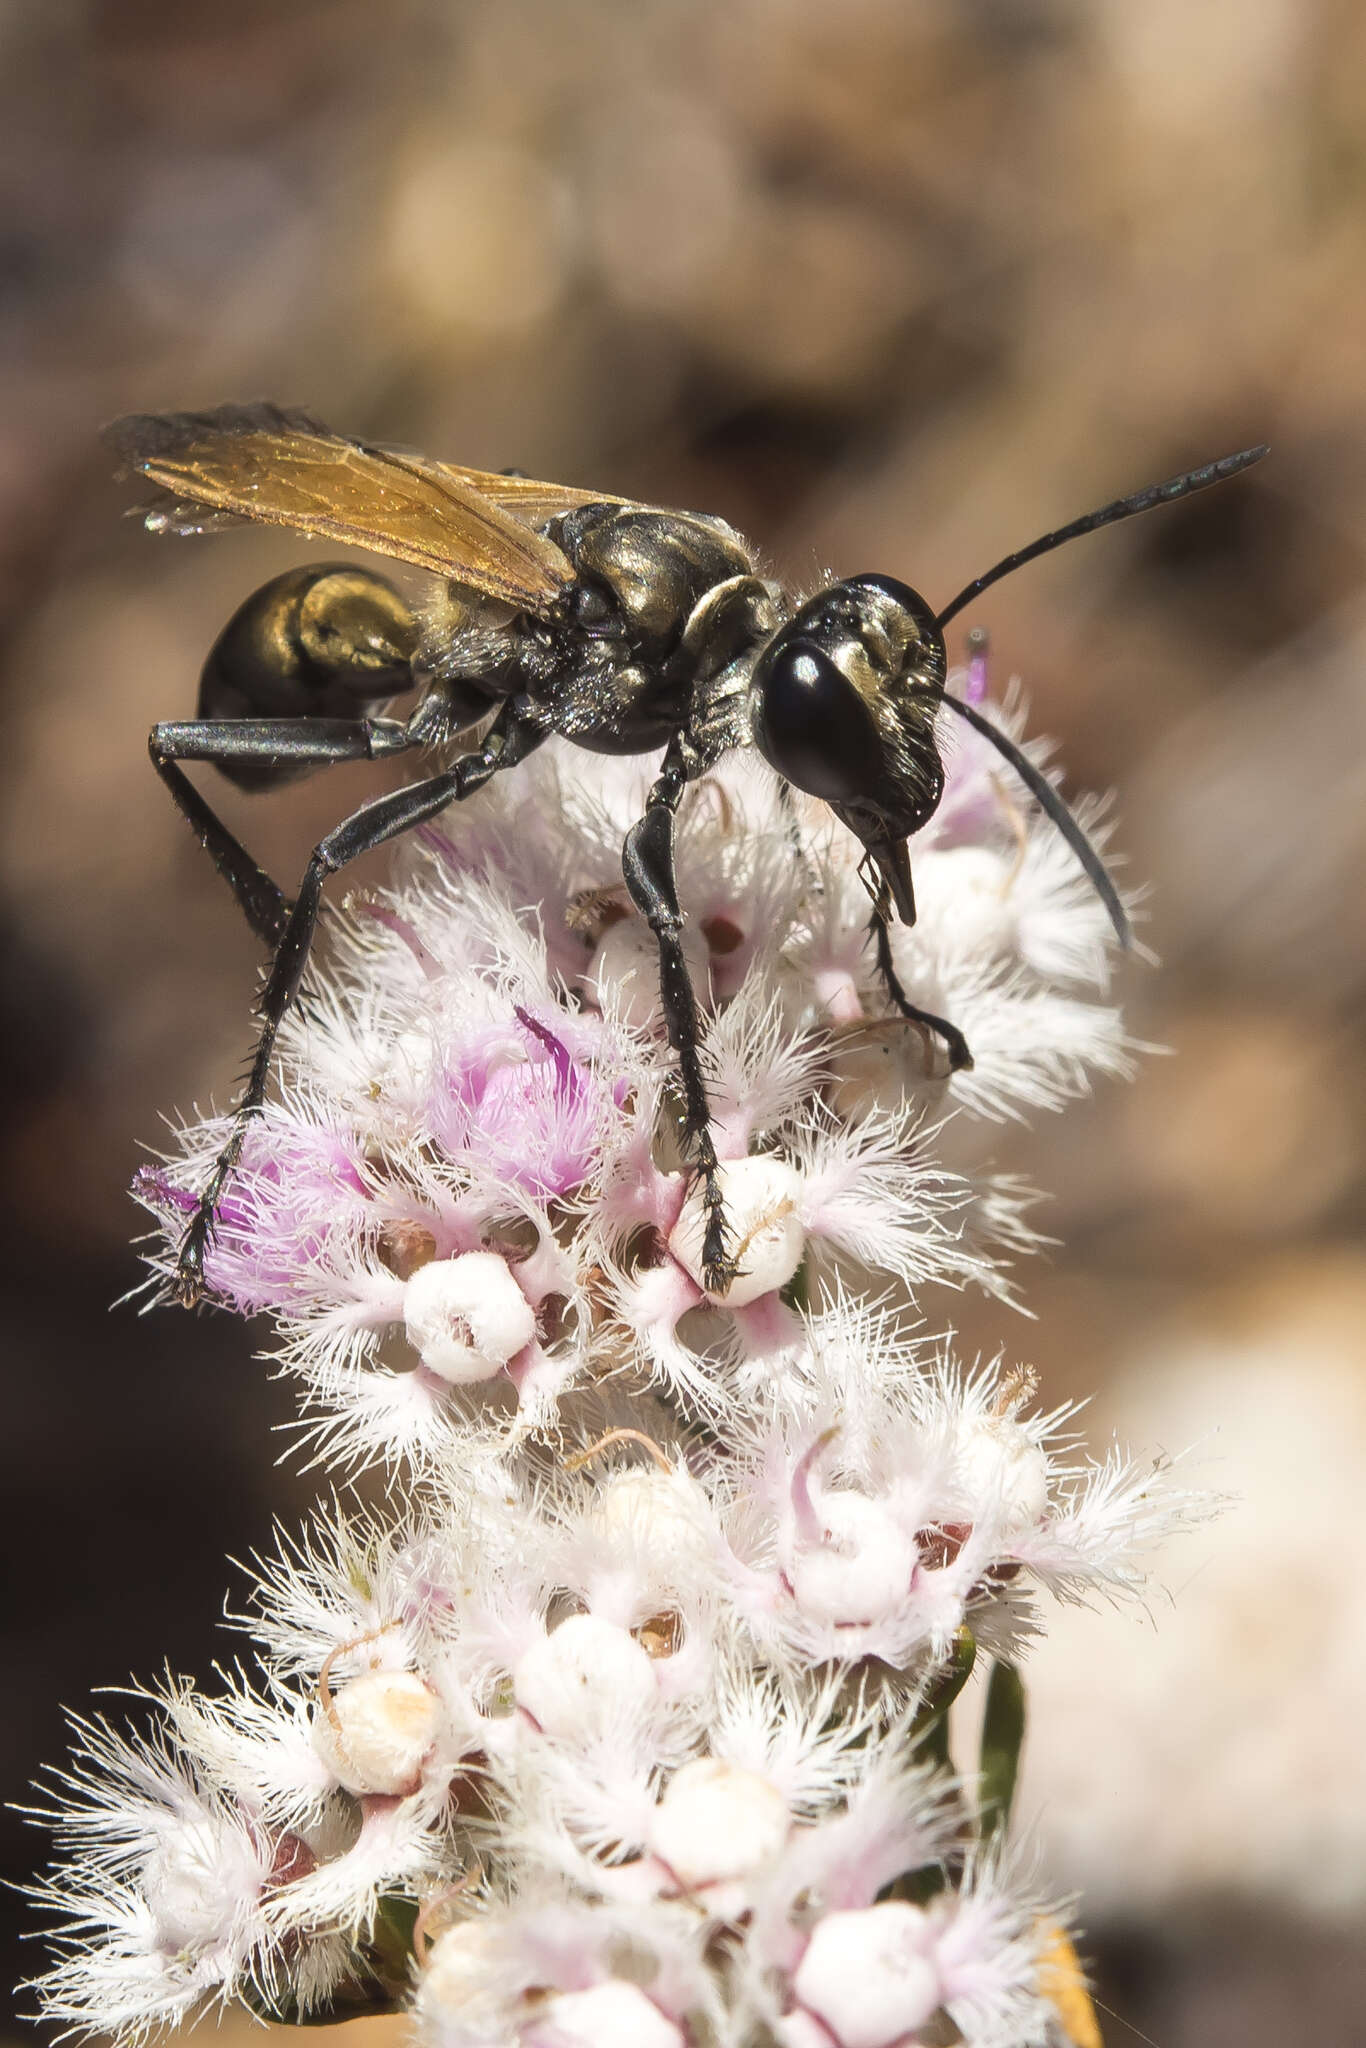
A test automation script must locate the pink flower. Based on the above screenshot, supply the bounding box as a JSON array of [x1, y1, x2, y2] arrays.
[[426, 1006, 625, 1201], [135, 1107, 372, 1313]]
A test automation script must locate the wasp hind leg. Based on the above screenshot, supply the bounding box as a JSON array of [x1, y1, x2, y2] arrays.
[[171, 712, 540, 1307], [150, 715, 416, 946]]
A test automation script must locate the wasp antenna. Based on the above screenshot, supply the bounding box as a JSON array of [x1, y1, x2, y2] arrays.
[[919, 687, 1132, 948], [934, 444, 1269, 632]]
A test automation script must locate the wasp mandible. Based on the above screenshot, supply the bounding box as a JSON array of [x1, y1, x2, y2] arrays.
[[109, 405, 1267, 1304]]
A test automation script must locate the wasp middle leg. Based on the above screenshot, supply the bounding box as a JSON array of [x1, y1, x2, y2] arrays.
[[172, 710, 542, 1306], [621, 740, 736, 1297]]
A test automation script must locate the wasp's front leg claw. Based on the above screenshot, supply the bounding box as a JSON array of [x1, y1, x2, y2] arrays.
[[172, 1204, 214, 1307], [932, 1014, 973, 1072], [171, 1146, 239, 1307], [685, 1126, 744, 1299], [867, 908, 974, 1074], [698, 1181, 737, 1300]]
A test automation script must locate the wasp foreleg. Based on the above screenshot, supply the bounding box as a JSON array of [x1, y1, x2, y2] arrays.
[[867, 898, 973, 1074]]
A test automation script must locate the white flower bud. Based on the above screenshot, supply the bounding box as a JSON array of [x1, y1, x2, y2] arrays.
[[583, 918, 711, 1033], [403, 1251, 536, 1384], [525, 1980, 683, 2048], [312, 1670, 440, 1795], [587, 1469, 715, 1587], [669, 1154, 804, 1306], [793, 1902, 942, 2048], [651, 1757, 789, 1886], [421, 1919, 497, 2014], [788, 1489, 916, 1627], [513, 1613, 657, 1737], [959, 1417, 1051, 1531]]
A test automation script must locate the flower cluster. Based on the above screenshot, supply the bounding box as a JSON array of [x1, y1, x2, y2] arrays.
[[31, 672, 1191, 2047]]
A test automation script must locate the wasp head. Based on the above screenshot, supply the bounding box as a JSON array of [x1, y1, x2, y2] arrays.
[[750, 574, 946, 922]]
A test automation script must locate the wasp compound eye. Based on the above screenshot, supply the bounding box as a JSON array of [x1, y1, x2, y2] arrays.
[[754, 637, 883, 803]]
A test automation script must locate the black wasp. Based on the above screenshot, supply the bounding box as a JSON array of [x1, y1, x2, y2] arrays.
[[109, 404, 1267, 1304]]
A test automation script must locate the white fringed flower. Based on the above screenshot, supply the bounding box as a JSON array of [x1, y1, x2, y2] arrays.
[[312, 1670, 441, 1795], [38, 707, 1192, 2048], [668, 1154, 806, 1306], [791, 1901, 945, 2047], [650, 1757, 791, 1888], [403, 1251, 539, 1385], [512, 1613, 660, 1739], [416, 1894, 719, 2048], [26, 1713, 310, 2043]]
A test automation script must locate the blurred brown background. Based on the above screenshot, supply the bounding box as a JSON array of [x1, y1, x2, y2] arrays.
[[2, 2, 1364, 2041]]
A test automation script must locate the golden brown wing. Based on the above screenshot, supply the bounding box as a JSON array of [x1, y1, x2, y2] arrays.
[[106, 403, 577, 615], [414, 455, 645, 527]]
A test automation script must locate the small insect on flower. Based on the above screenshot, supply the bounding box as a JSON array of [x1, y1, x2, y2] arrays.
[[109, 405, 1267, 1304]]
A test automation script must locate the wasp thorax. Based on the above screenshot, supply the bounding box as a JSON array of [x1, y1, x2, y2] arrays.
[[571, 508, 752, 646]]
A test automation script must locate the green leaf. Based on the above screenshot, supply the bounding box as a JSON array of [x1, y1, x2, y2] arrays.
[[369, 1890, 421, 1992], [879, 1861, 949, 1907], [978, 1660, 1026, 1842], [912, 1625, 977, 1774], [779, 1256, 812, 1314]]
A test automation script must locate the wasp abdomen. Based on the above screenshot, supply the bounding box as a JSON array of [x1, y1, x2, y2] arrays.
[[199, 565, 417, 790]]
